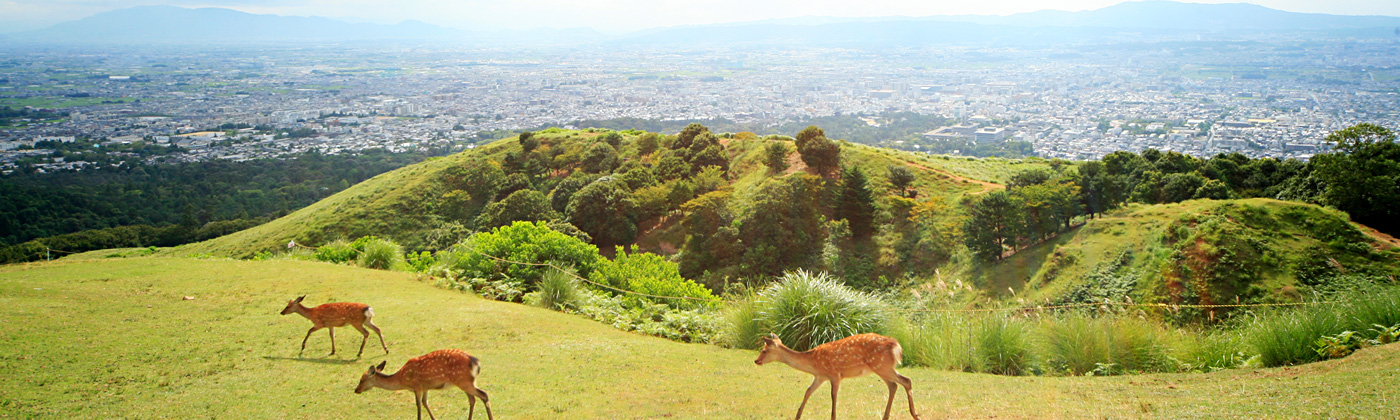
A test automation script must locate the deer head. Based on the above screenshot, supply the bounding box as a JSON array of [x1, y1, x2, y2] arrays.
[[355, 361, 388, 394], [754, 333, 785, 365], [280, 295, 306, 315]]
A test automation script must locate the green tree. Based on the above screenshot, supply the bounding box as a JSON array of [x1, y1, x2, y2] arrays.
[[581, 142, 619, 174], [637, 132, 660, 156], [836, 166, 877, 238], [598, 132, 623, 148], [1312, 124, 1400, 234], [549, 174, 597, 214], [886, 164, 915, 197], [678, 191, 740, 278], [566, 178, 639, 247], [518, 131, 538, 152], [963, 191, 1026, 261], [763, 142, 791, 173], [793, 126, 842, 176], [674, 123, 709, 151], [474, 189, 560, 229], [739, 174, 827, 276]]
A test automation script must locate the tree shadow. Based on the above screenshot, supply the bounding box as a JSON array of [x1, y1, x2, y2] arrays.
[[262, 355, 363, 365]]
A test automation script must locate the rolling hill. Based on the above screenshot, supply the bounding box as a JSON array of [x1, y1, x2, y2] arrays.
[[172, 129, 1043, 259], [2, 256, 1397, 418]]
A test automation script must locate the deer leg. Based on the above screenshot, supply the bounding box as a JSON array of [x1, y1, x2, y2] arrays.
[[422, 391, 437, 420], [415, 391, 423, 420], [882, 380, 897, 420], [327, 327, 336, 355], [299, 326, 321, 355], [365, 319, 389, 354], [475, 387, 493, 420], [828, 379, 841, 420], [794, 377, 824, 420], [352, 324, 370, 358], [897, 373, 919, 420], [467, 394, 476, 420]]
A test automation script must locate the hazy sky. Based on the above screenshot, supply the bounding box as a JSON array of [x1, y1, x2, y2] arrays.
[[3, 0, 1400, 33]]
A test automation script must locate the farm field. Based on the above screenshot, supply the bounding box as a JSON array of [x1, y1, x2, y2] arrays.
[[2, 257, 1397, 419]]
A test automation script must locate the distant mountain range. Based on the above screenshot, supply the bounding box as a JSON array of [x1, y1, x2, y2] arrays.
[[3, 1, 1398, 46]]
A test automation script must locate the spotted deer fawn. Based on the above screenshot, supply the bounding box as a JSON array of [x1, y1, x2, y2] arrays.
[[356, 349, 494, 420], [755, 333, 920, 420], [279, 295, 388, 357]]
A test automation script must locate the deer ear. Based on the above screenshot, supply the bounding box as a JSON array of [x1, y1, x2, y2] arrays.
[[376, 361, 387, 371], [767, 333, 780, 340], [295, 295, 305, 302]]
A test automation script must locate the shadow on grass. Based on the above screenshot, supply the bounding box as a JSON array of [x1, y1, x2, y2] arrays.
[[262, 355, 366, 365]]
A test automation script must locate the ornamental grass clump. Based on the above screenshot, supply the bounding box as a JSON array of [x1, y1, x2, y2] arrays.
[[726, 270, 892, 351], [357, 237, 404, 270]]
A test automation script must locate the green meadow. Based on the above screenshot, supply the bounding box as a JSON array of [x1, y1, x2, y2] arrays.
[[2, 257, 1397, 419]]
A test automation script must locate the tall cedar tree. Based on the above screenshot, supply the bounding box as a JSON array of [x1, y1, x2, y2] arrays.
[[764, 142, 791, 173], [837, 166, 877, 238], [963, 190, 1026, 261]]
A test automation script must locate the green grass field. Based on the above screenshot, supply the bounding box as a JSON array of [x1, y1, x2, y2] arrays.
[[2, 257, 1397, 419]]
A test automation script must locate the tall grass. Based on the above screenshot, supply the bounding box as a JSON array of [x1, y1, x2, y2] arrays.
[[532, 267, 583, 311], [978, 317, 1032, 375], [357, 237, 404, 270], [1247, 287, 1400, 367], [1036, 315, 1176, 375], [724, 270, 892, 351], [902, 311, 979, 371]]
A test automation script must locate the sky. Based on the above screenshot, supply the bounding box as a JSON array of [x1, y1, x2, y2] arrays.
[[3, 0, 1400, 33]]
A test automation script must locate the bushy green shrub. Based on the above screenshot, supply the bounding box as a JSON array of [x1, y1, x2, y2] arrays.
[[1247, 287, 1400, 366], [1180, 331, 1255, 372], [313, 240, 356, 263], [437, 221, 601, 296], [357, 237, 404, 270], [590, 246, 719, 310], [726, 270, 891, 351], [901, 311, 979, 371]]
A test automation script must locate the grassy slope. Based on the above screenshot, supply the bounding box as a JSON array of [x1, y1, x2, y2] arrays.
[[3, 257, 1398, 419], [972, 198, 1400, 304]]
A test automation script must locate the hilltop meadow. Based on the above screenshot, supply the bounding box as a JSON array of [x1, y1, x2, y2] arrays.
[[2, 257, 1397, 419]]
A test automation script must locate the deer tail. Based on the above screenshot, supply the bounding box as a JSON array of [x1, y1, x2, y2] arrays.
[[470, 355, 481, 376], [892, 342, 904, 366], [363, 306, 375, 319]]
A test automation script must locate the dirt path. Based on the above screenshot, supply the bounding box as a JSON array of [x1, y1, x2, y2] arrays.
[[899, 159, 1003, 195], [1359, 224, 1400, 250]]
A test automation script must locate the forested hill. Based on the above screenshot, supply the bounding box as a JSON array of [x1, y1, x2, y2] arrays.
[[169, 123, 1398, 312], [0, 149, 428, 247]]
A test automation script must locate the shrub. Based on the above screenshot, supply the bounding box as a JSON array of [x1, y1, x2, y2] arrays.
[[313, 240, 356, 264], [1037, 315, 1175, 375], [726, 270, 891, 351], [589, 246, 719, 310], [357, 237, 404, 270], [437, 221, 600, 297], [1181, 331, 1255, 372], [1247, 287, 1400, 366], [902, 311, 979, 371]]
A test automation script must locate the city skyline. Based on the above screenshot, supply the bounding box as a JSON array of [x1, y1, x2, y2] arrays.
[[4, 0, 1400, 34]]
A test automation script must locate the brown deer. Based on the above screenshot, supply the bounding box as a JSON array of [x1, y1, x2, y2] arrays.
[[755, 333, 920, 420], [279, 295, 388, 357], [355, 349, 494, 420]]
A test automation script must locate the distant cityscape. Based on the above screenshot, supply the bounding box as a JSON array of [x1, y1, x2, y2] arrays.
[[3, 39, 1399, 175]]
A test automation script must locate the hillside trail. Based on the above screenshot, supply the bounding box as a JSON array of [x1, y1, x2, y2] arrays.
[[1359, 224, 1400, 250], [897, 159, 1003, 195]]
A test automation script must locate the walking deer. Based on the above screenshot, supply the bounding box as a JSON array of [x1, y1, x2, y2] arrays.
[[755, 333, 920, 420], [355, 349, 494, 420], [279, 295, 388, 357]]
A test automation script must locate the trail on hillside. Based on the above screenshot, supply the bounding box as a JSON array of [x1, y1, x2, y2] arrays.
[[1359, 224, 1400, 250], [899, 159, 1003, 195]]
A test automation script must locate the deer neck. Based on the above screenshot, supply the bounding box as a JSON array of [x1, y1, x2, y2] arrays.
[[371, 372, 408, 391], [290, 303, 314, 320], [773, 344, 822, 376]]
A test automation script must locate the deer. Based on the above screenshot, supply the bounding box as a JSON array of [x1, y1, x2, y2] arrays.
[[355, 349, 494, 420], [755, 332, 920, 420], [279, 295, 388, 357]]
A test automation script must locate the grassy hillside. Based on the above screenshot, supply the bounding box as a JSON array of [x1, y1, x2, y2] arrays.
[[174, 129, 1048, 259], [3, 257, 1398, 418], [971, 198, 1400, 311]]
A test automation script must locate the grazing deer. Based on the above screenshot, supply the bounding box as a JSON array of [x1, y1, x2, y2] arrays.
[[755, 333, 920, 420], [355, 349, 494, 420], [279, 295, 388, 357]]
